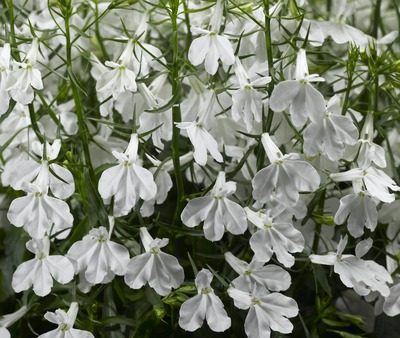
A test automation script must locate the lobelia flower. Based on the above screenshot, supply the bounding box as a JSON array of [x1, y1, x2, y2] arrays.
[[6, 38, 43, 105], [334, 181, 378, 238], [351, 113, 387, 168], [310, 236, 393, 297], [178, 269, 231, 332], [228, 282, 298, 338], [139, 154, 190, 217], [0, 306, 28, 338], [0, 43, 11, 115], [231, 58, 271, 132], [2, 139, 75, 199], [12, 237, 74, 297], [245, 207, 304, 268], [224, 252, 291, 291], [330, 166, 400, 203], [303, 95, 359, 161], [176, 117, 222, 166], [7, 182, 74, 239], [95, 40, 137, 99], [67, 221, 130, 285], [383, 281, 400, 317], [98, 133, 157, 217], [124, 227, 184, 296], [181, 171, 248, 241], [252, 133, 320, 206], [269, 48, 326, 127], [188, 27, 235, 75], [38, 302, 94, 338]]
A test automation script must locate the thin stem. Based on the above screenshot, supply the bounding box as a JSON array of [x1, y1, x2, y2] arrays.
[[169, 0, 185, 222], [257, 0, 275, 171]]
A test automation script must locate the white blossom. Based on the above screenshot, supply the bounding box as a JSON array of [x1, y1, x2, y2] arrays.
[[310, 236, 393, 297], [303, 95, 358, 160], [98, 133, 157, 217], [330, 166, 400, 203], [124, 227, 184, 296], [2, 139, 75, 199], [188, 28, 235, 75], [67, 223, 130, 285], [7, 182, 74, 239], [12, 237, 74, 296], [228, 282, 298, 338], [178, 269, 231, 332], [269, 49, 325, 127], [6, 38, 43, 105], [245, 208, 304, 267], [224, 252, 291, 291], [176, 120, 222, 166], [0, 306, 28, 338], [95, 40, 137, 99], [181, 171, 247, 241], [252, 133, 320, 206], [38, 302, 94, 338]]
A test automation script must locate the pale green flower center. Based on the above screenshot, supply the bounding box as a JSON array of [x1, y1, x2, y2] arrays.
[[98, 235, 108, 243], [151, 248, 160, 255], [201, 287, 212, 294]]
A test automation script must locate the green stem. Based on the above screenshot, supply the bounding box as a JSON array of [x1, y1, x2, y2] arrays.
[[372, 0, 382, 38], [169, 0, 185, 222], [257, 0, 275, 171], [7, 0, 20, 62], [312, 188, 326, 253]]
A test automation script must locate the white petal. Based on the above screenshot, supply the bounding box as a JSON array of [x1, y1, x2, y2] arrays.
[[181, 196, 215, 227], [269, 80, 300, 112], [179, 295, 207, 331], [205, 293, 231, 332]]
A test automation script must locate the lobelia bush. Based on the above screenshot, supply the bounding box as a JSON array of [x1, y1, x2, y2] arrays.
[[0, 0, 399, 337]]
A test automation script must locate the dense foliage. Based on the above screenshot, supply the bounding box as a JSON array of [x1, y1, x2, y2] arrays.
[[0, 0, 399, 337]]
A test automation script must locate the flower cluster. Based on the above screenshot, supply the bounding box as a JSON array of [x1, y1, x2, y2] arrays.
[[0, 0, 399, 337]]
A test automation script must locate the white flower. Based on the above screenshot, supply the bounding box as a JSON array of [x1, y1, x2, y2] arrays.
[[383, 282, 400, 317], [178, 269, 231, 332], [176, 120, 222, 166], [96, 40, 137, 99], [303, 95, 358, 161], [0, 43, 11, 115], [352, 113, 387, 168], [2, 139, 75, 199], [98, 133, 157, 217], [7, 182, 74, 239], [67, 224, 130, 285], [124, 227, 184, 296], [252, 133, 320, 206], [228, 282, 298, 338], [12, 237, 74, 297], [181, 171, 248, 241], [310, 236, 393, 297], [0, 306, 28, 338], [188, 27, 235, 75], [224, 252, 291, 291], [269, 49, 325, 127], [245, 208, 304, 267], [330, 166, 400, 203], [6, 38, 43, 105], [231, 58, 271, 132], [125, 227, 184, 296], [334, 182, 378, 238], [38, 302, 94, 338], [140, 156, 175, 217]]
